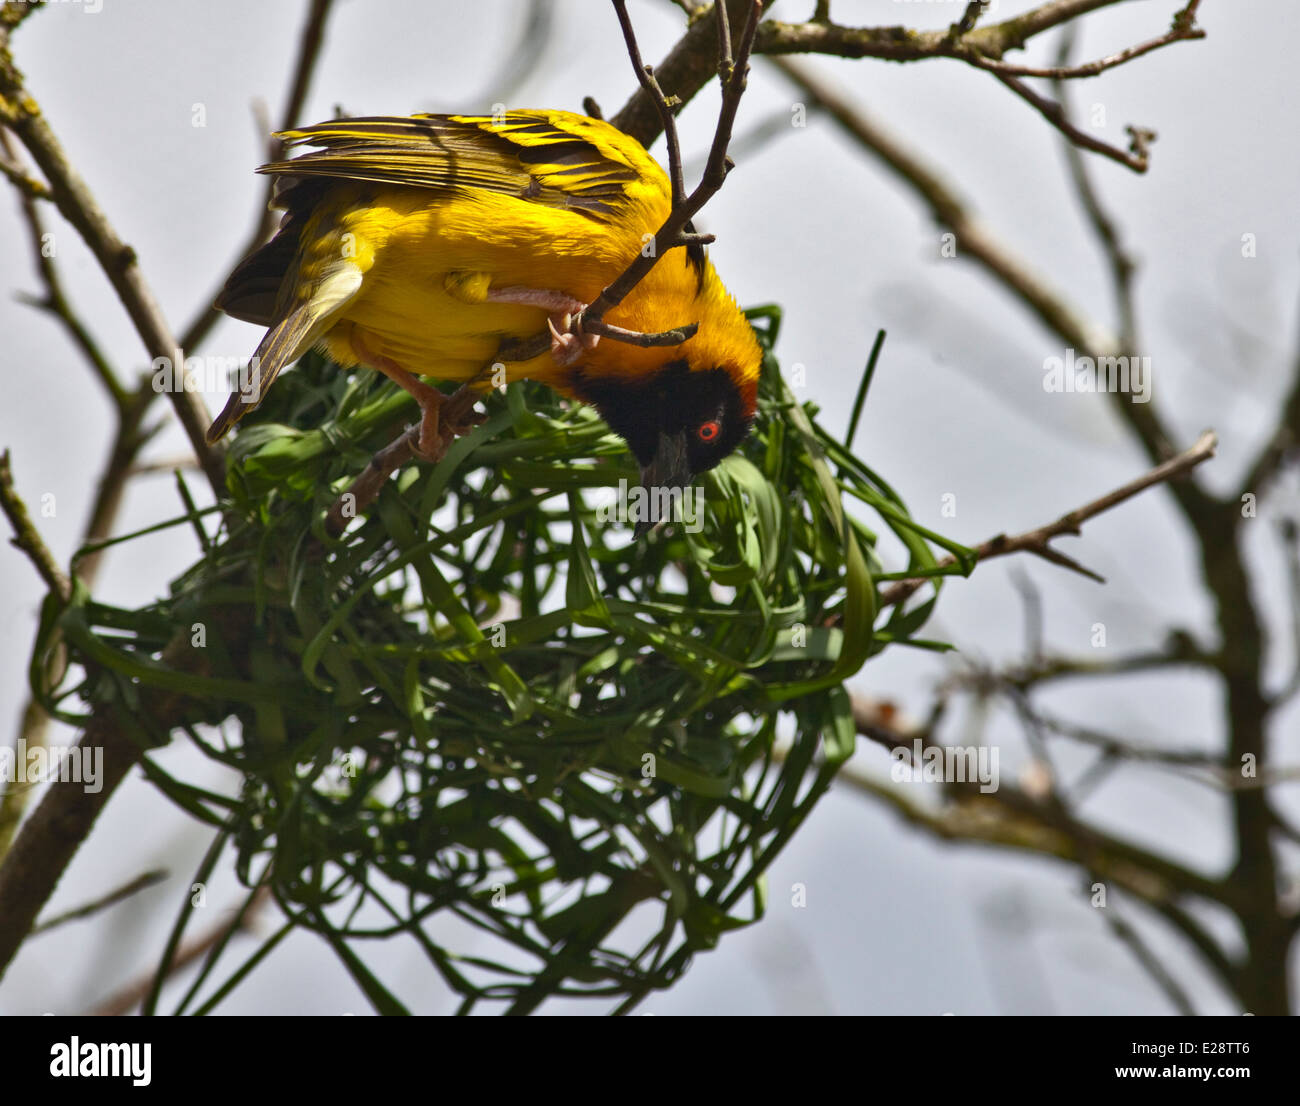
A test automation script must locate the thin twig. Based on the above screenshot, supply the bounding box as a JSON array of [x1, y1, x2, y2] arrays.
[[125, 455, 202, 476], [0, 142, 50, 199], [989, 69, 1152, 173], [0, 450, 72, 603], [949, 634, 1215, 693], [583, 317, 699, 347], [754, 1, 1139, 65], [612, 0, 687, 208], [3, 130, 127, 409], [1238, 292, 1300, 499], [954, 1, 1204, 79], [1010, 565, 1044, 663], [834, 720, 1237, 908], [879, 431, 1218, 609], [715, 0, 734, 75], [837, 699, 1248, 1007], [31, 870, 168, 936], [579, 0, 762, 334], [1101, 908, 1197, 1015], [1050, 28, 1139, 349], [755, 1, 1204, 172]]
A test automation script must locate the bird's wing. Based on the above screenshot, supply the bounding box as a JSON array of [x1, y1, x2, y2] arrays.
[[258, 111, 663, 223]]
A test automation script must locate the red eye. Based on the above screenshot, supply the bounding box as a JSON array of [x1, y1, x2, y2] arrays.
[[698, 420, 720, 443]]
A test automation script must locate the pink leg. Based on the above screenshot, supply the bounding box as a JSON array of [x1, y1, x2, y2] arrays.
[[352, 333, 480, 460], [485, 286, 601, 367]]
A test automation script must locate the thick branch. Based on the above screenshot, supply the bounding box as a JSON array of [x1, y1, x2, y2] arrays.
[[752, 1, 1131, 64]]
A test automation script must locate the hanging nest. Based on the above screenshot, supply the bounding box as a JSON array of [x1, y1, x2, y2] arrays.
[[44, 306, 968, 1014]]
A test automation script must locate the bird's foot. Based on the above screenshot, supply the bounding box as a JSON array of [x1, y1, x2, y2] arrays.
[[547, 311, 600, 367], [483, 286, 600, 367], [353, 331, 484, 462], [410, 386, 487, 462]]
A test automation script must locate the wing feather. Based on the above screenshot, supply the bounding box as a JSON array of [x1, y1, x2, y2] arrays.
[[258, 111, 653, 221]]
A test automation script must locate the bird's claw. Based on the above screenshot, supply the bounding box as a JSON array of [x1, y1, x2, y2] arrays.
[[548, 312, 600, 367]]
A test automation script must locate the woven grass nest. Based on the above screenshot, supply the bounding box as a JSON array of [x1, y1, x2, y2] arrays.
[[48, 307, 965, 1013]]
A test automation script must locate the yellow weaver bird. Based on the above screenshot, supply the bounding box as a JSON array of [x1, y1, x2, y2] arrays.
[[207, 110, 762, 496]]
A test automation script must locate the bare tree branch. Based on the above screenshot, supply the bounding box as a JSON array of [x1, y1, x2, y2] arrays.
[[753, 1, 1132, 64], [988, 68, 1154, 172], [956, 0, 1204, 79], [0, 451, 71, 602], [880, 431, 1218, 610]]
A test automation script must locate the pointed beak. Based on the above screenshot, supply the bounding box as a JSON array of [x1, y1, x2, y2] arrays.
[[635, 430, 691, 538]]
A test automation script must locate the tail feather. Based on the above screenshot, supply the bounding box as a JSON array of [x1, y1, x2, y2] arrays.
[[207, 261, 364, 444]]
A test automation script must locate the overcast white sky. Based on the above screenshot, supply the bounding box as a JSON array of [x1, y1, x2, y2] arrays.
[[1, 0, 1297, 1014]]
